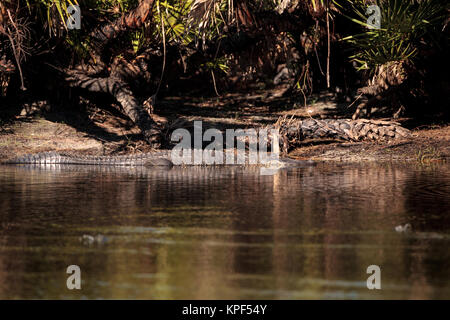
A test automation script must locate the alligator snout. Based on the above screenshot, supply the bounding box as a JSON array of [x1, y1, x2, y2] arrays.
[[144, 158, 174, 167]]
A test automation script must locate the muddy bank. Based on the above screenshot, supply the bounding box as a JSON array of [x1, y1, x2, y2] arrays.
[[1, 116, 447, 164], [0, 93, 448, 163], [289, 126, 449, 162]]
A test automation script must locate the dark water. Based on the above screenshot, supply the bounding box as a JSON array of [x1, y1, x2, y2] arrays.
[[0, 162, 449, 299]]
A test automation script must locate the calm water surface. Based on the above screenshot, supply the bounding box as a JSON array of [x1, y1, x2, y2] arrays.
[[0, 162, 449, 299]]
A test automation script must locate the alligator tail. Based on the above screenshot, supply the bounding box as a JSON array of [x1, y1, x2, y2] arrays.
[[2, 151, 172, 166]]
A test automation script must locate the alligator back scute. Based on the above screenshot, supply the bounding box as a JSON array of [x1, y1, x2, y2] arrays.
[[2, 151, 316, 168], [1, 151, 175, 166]]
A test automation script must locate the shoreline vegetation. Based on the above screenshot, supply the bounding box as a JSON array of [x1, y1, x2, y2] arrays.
[[0, 1, 448, 163]]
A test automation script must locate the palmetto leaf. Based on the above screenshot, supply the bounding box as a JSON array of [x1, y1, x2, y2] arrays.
[[343, 0, 448, 70]]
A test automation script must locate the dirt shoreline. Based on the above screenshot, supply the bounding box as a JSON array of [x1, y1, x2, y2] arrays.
[[1, 116, 447, 164], [0, 93, 448, 164]]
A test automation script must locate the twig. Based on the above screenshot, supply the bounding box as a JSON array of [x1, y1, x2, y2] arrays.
[[5, 9, 26, 90], [346, 92, 364, 109], [325, 2, 331, 89], [155, 1, 166, 97]]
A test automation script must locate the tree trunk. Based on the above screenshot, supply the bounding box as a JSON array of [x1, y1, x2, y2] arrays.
[[90, 0, 156, 48], [66, 70, 161, 146], [67, 0, 161, 146]]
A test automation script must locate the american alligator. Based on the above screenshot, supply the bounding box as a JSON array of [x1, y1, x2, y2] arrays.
[[1, 151, 316, 168], [1, 119, 410, 167]]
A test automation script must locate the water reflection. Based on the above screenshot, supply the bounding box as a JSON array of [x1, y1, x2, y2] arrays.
[[0, 163, 449, 299]]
